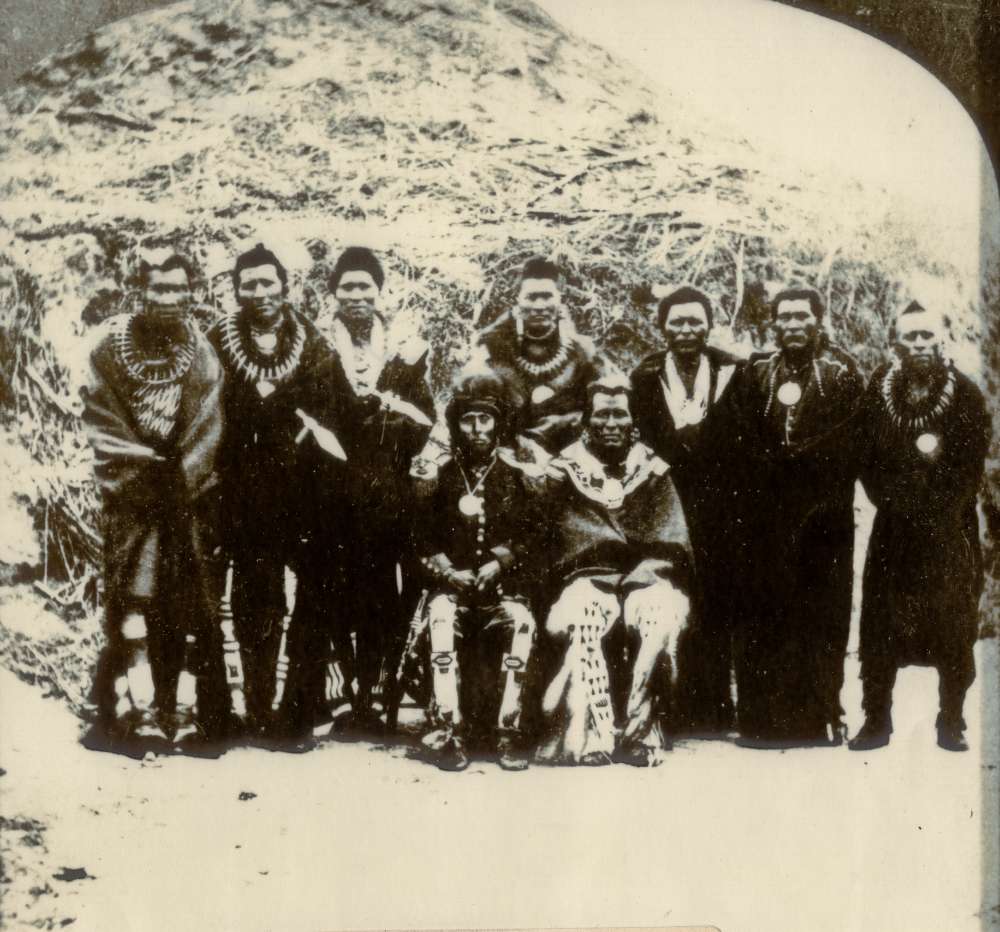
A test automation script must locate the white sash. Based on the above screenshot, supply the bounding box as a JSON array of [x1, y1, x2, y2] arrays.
[[329, 315, 387, 395], [661, 353, 710, 429]]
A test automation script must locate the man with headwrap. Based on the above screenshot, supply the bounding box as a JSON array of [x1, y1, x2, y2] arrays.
[[471, 256, 605, 462], [82, 250, 228, 755], [730, 287, 864, 747], [536, 376, 693, 767], [409, 370, 543, 771], [630, 285, 743, 734], [322, 246, 435, 733], [850, 302, 989, 752], [208, 243, 355, 750]]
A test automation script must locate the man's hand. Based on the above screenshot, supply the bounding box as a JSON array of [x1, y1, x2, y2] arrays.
[[475, 560, 502, 592], [376, 391, 434, 427], [447, 568, 477, 593]]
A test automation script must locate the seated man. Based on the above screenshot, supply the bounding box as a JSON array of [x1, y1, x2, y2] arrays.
[[536, 376, 693, 767], [411, 371, 542, 772]]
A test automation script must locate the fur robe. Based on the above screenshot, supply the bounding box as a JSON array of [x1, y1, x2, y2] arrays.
[[82, 316, 228, 730]]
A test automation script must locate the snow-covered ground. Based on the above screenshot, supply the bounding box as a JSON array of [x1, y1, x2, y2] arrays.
[[2, 639, 997, 932]]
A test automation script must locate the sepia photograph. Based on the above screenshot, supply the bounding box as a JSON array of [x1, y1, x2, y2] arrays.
[[0, 0, 998, 929]]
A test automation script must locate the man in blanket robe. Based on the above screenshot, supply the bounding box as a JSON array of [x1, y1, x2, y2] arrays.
[[81, 250, 229, 755], [536, 375, 693, 767]]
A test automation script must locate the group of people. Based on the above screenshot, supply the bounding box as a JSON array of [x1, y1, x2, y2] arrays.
[[79, 245, 990, 770]]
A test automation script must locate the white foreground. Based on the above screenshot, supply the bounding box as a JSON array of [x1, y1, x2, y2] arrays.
[[2, 642, 997, 932]]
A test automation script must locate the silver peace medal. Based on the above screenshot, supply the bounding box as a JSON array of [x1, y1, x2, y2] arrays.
[[603, 477, 625, 510], [256, 380, 276, 398], [777, 381, 802, 406], [531, 385, 555, 405], [459, 493, 484, 516], [916, 432, 939, 455]]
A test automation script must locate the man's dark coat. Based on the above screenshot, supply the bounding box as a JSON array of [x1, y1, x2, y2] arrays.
[[630, 346, 743, 731], [729, 337, 864, 742], [857, 361, 989, 728]]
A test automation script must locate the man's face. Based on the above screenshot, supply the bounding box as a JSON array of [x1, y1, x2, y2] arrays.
[[895, 310, 942, 373], [237, 263, 284, 315], [664, 301, 709, 358], [516, 277, 561, 341], [588, 391, 633, 454], [458, 410, 497, 458], [773, 298, 819, 352], [335, 270, 379, 325], [143, 267, 191, 326]]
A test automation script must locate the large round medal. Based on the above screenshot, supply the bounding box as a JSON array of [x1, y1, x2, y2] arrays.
[[531, 385, 555, 405], [459, 494, 484, 516], [777, 381, 802, 406], [603, 478, 624, 509], [916, 432, 939, 455]]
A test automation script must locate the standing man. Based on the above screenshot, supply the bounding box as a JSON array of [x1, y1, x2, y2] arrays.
[[472, 256, 605, 460], [82, 250, 228, 754], [536, 376, 693, 767], [631, 286, 743, 733], [732, 287, 863, 747], [324, 246, 435, 733], [208, 243, 354, 750], [411, 370, 542, 771], [850, 302, 989, 752]]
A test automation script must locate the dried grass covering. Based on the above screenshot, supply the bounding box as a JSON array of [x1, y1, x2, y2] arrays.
[[0, 0, 994, 697]]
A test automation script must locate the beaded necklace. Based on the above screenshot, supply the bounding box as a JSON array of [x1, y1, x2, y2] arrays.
[[514, 340, 571, 380], [763, 355, 825, 418], [879, 361, 955, 431], [218, 307, 306, 387], [114, 314, 197, 442], [456, 452, 498, 517], [762, 353, 827, 446], [115, 313, 196, 385]]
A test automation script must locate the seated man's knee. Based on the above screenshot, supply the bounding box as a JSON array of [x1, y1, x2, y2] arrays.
[[502, 600, 536, 638], [624, 580, 690, 643], [546, 577, 618, 639], [546, 578, 593, 636], [427, 593, 459, 629], [427, 594, 460, 657]]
